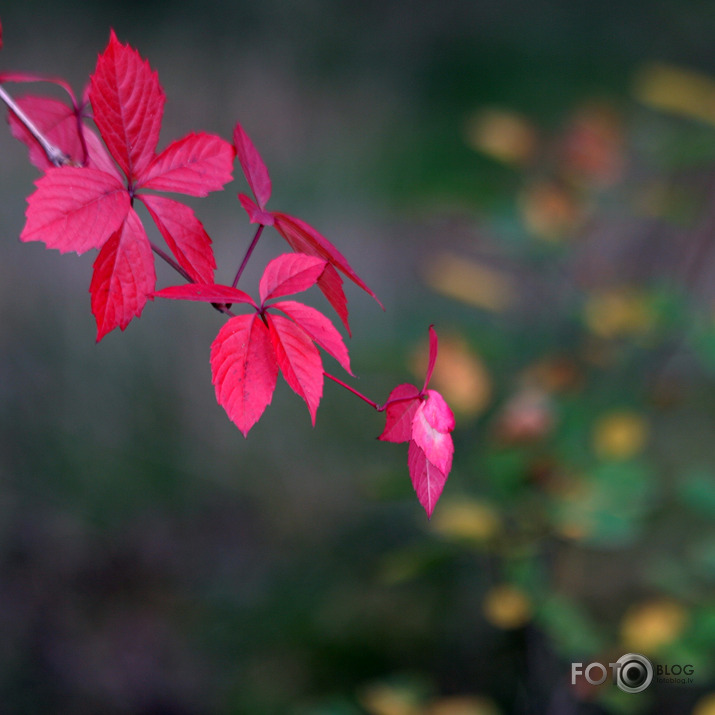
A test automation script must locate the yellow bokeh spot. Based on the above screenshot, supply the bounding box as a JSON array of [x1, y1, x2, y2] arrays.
[[428, 695, 501, 715], [584, 289, 656, 339], [464, 107, 537, 166], [359, 683, 423, 715], [593, 411, 648, 460], [519, 181, 584, 241], [431, 499, 501, 542], [424, 252, 514, 313], [620, 600, 688, 654], [693, 692, 715, 715], [410, 334, 492, 417], [483, 585, 532, 630]]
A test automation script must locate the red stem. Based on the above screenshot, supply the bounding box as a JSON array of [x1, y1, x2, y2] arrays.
[[232, 224, 264, 288], [324, 371, 380, 410]]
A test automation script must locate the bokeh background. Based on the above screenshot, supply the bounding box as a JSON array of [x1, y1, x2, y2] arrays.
[[2, 1, 715, 713]]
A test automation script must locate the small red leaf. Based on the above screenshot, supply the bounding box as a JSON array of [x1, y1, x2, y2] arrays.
[[140, 194, 215, 284], [211, 313, 278, 437], [266, 313, 323, 425], [317, 263, 351, 336], [271, 300, 352, 374], [378, 384, 421, 443], [138, 132, 234, 196], [423, 324, 439, 392], [238, 193, 275, 226], [411, 391, 455, 475], [89, 30, 165, 180], [259, 253, 327, 304], [21, 166, 129, 253], [233, 121, 271, 209], [272, 212, 382, 308], [154, 283, 256, 306], [89, 208, 155, 341], [407, 440, 448, 519]]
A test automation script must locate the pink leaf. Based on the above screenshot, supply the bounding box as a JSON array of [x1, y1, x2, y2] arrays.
[[21, 166, 129, 253], [411, 391, 455, 475], [271, 300, 352, 374], [154, 283, 256, 307], [259, 253, 327, 304], [317, 263, 351, 336], [423, 324, 438, 392], [89, 208, 155, 341], [211, 313, 278, 437], [140, 194, 215, 284], [233, 121, 271, 209], [138, 132, 234, 195], [407, 440, 448, 519], [378, 384, 421, 443], [266, 313, 323, 425], [89, 30, 165, 181], [238, 193, 275, 226], [272, 212, 382, 308], [0, 72, 76, 102]]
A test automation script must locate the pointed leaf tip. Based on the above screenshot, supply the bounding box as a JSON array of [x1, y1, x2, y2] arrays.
[[233, 121, 272, 209]]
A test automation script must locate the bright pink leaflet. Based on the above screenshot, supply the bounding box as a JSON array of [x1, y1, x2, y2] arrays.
[[155, 252, 352, 436], [233, 121, 382, 335], [17, 30, 235, 340], [378, 326, 455, 517]]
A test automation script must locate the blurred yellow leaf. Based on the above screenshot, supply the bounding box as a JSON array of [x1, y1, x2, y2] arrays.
[[482, 585, 532, 629], [424, 253, 514, 312], [592, 411, 648, 460], [633, 62, 715, 125], [519, 181, 585, 241], [693, 692, 715, 715], [464, 107, 537, 166], [430, 498, 501, 542], [359, 682, 425, 715], [583, 289, 656, 339], [427, 695, 501, 715], [620, 600, 688, 654], [410, 334, 492, 417]]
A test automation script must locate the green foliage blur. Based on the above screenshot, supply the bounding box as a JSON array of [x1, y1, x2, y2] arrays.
[[1, 1, 715, 714]]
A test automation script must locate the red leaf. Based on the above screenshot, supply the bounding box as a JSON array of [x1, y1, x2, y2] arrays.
[[315, 263, 350, 336], [154, 283, 256, 307], [271, 300, 352, 374], [423, 325, 439, 392], [211, 313, 278, 437], [266, 313, 323, 425], [0, 72, 76, 102], [238, 193, 275, 226], [89, 30, 164, 180], [140, 194, 215, 284], [259, 253, 327, 304], [138, 132, 234, 196], [411, 406, 454, 476], [378, 384, 421, 443], [421, 389, 455, 433], [89, 208, 155, 341], [272, 212, 382, 308], [233, 121, 271, 209], [407, 440, 448, 519], [21, 166, 129, 253]]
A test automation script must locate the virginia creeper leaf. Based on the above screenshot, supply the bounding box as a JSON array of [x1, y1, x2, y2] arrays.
[[266, 313, 323, 425], [21, 166, 129, 253], [378, 384, 421, 443], [423, 325, 439, 392], [407, 440, 448, 519], [89, 30, 165, 180], [317, 262, 351, 336], [259, 253, 327, 304], [138, 132, 235, 196], [89, 208, 155, 341], [233, 121, 271, 209], [412, 394, 455, 476], [238, 193, 275, 226], [211, 313, 278, 437], [271, 300, 352, 374], [154, 283, 256, 307], [140, 194, 216, 284], [272, 212, 382, 308]]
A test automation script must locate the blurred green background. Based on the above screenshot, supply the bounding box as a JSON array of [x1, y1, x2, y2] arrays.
[[2, 1, 715, 713]]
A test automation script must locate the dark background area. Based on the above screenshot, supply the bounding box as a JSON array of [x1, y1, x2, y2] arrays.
[[1, 1, 715, 713]]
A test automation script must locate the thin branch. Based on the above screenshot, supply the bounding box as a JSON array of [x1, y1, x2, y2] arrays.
[[232, 224, 264, 288]]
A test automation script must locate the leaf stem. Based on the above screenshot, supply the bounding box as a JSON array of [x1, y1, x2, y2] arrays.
[[232, 224, 264, 288], [0, 83, 71, 167], [150, 241, 195, 283], [324, 371, 379, 410]]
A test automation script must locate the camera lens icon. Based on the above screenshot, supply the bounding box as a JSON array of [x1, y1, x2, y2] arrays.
[[615, 653, 653, 693]]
